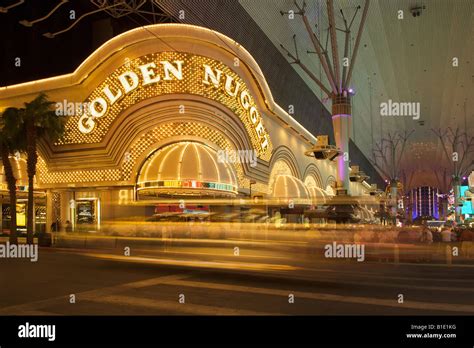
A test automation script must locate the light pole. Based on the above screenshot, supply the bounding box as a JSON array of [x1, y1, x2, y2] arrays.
[[249, 180, 256, 199], [371, 130, 414, 224], [280, 0, 370, 196]]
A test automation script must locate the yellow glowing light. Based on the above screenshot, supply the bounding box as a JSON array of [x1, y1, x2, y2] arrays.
[[58, 52, 273, 161]]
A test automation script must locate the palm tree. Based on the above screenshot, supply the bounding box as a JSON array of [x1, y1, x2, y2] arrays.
[[22, 93, 65, 244], [0, 109, 27, 244]]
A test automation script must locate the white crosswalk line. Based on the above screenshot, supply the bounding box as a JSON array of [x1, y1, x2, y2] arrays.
[[297, 274, 474, 292], [0, 273, 190, 315], [306, 267, 474, 283], [163, 279, 474, 313], [86, 295, 278, 315]]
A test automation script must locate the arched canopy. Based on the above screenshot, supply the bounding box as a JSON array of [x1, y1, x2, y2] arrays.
[[0, 156, 31, 191], [137, 141, 238, 197], [307, 186, 330, 205], [270, 174, 311, 205], [304, 175, 328, 205]]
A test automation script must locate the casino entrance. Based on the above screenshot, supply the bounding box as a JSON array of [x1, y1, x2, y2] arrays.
[[0, 24, 369, 234], [0, 155, 47, 235], [134, 141, 240, 223]]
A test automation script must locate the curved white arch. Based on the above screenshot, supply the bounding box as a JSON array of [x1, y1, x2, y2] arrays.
[[0, 24, 316, 146]]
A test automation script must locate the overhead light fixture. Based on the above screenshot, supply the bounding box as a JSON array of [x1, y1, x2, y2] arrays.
[[410, 5, 426, 17], [19, 19, 32, 27], [0, 0, 24, 13], [19, 0, 68, 27], [349, 165, 370, 182], [41, 0, 170, 38], [305, 135, 342, 161]]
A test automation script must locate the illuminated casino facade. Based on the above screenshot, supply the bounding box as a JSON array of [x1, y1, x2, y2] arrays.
[[0, 24, 378, 231]]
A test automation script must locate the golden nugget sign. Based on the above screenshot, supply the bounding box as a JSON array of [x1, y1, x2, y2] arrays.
[[75, 52, 271, 154]]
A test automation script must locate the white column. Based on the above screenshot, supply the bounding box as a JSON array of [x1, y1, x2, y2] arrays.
[[332, 114, 351, 195], [46, 189, 53, 233]]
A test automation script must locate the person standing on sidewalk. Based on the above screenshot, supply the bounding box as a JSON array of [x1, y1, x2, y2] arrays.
[[441, 227, 451, 242], [460, 228, 473, 258]]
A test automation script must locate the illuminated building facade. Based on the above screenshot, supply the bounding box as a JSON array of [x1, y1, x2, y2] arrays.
[[0, 24, 377, 232], [410, 186, 440, 220]]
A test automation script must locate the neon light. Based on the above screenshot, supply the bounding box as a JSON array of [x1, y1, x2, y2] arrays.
[[69, 52, 272, 157], [137, 179, 237, 194]]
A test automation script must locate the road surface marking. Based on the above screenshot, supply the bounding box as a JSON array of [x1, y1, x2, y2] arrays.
[[75, 251, 474, 290], [297, 274, 474, 292], [163, 279, 474, 314], [87, 295, 278, 315], [301, 266, 474, 283], [0, 273, 190, 315], [82, 252, 474, 288]]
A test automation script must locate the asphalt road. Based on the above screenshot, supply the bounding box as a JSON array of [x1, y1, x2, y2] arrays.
[[0, 245, 473, 316]]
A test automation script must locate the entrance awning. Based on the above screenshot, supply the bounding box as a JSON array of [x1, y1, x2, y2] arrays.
[[137, 142, 238, 198], [270, 174, 311, 206]]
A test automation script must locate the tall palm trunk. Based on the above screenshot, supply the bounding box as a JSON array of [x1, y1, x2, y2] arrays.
[[26, 120, 37, 244], [1, 145, 18, 244]]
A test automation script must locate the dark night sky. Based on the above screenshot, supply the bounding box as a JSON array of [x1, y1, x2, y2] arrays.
[[0, 0, 175, 86]]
